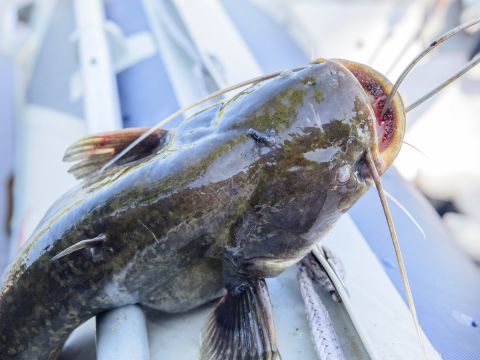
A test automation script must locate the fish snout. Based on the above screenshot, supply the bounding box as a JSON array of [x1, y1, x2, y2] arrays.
[[334, 59, 406, 175]]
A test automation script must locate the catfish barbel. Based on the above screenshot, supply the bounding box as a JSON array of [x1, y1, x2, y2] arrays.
[[1, 17, 479, 358], [0, 58, 403, 359]]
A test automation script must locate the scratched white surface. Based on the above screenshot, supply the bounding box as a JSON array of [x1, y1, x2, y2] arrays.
[[320, 215, 441, 360]]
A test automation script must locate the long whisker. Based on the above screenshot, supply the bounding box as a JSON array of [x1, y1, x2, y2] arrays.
[[365, 149, 427, 359], [381, 17, 480, 118], [384, 190, 426, 239], [100, 66, 306, 172], [403, 140, 429, 159], [406, 55, 480, 112]]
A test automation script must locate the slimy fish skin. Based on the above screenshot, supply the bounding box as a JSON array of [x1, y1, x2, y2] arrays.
[[0, 59, 405, 360]]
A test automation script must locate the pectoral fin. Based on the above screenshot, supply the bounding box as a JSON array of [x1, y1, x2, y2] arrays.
[[50, 234, 106, 261], [63, 127, 168, 179], [201, 279, 279, 360]]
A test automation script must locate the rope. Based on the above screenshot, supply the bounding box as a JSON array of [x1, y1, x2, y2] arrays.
[[297, 263, 345, 360]]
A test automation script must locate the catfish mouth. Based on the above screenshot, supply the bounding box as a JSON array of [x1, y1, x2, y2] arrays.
[[334, 59, 406, 174], [242, 255, 302, 278]]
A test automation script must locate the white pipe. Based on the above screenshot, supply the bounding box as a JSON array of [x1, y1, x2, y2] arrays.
[[72, 1, 148, 358], [72, 0, 121, 132], [96, 305, 150, 360]]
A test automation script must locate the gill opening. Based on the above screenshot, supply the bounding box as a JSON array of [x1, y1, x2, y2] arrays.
[[381, 17, 480, 118], [365, 149, 428, 360]]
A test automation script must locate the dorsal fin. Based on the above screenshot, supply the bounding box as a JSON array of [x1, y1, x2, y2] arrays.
[[63, 127, 168, 180]]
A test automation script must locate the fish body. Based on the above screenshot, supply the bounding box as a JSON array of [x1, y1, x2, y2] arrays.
[[0, 59, 402, 359]]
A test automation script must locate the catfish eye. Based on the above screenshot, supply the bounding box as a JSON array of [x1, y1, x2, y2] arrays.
[[336, 165, 351, 183]]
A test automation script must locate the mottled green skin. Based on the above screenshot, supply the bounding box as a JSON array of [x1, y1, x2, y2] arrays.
[[0, 60, 377, 359]]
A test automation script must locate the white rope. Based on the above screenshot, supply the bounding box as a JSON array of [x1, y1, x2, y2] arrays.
[[301, 253, 336, 293], [297, 264, 345, 360], [301, 249, 346, 303]]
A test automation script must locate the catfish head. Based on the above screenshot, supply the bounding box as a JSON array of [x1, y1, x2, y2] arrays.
[[225, 59, 406, 278]]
